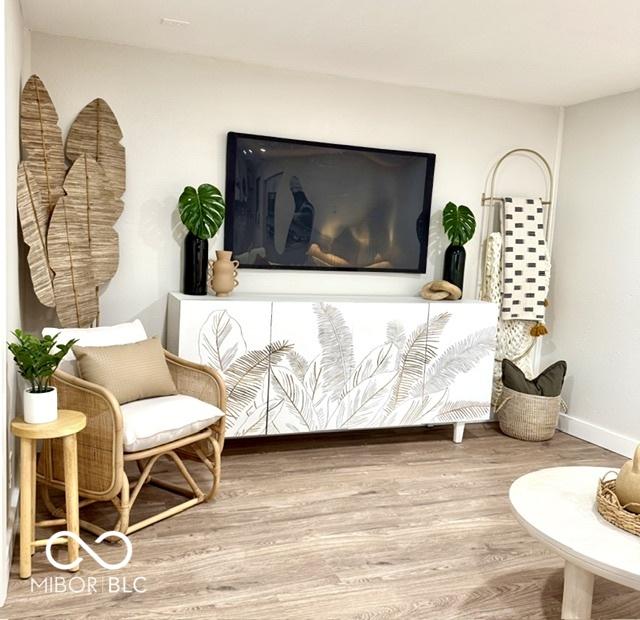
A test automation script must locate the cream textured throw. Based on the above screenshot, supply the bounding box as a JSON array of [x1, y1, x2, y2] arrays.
[[501, 197, 550, 322]]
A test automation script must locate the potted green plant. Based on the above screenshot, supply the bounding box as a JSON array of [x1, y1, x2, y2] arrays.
[[441, 201, 476, 293], [178, 183, 226, 295], [7, 330, 77, 424]]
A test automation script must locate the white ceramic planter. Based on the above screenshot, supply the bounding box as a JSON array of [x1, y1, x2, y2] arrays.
[[23, 387, 58, 424]]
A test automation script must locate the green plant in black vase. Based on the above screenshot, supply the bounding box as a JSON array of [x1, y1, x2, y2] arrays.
[[178, 183, 226, 295], [441, 201, 476, 294]]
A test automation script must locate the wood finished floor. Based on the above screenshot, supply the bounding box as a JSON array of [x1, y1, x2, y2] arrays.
[[3, 424, 639, 620]]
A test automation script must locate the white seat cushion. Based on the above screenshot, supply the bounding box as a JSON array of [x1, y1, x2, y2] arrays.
[[120, 394, 223, 453], [43, 320, 148, 376]]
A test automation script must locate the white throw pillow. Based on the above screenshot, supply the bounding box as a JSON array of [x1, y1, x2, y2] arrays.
[[120, 394, 224, 452], [43, 319, 148, 376]]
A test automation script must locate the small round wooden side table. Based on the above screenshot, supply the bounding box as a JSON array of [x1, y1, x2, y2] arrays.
[[510, 466, 640, 619], [11, 409, 86, 579]]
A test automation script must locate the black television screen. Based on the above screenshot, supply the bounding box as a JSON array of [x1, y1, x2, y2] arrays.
[[224, 132, 435, 273]]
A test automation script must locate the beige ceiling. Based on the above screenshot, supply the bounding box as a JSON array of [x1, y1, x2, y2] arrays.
[[20, 0, 640, 106]]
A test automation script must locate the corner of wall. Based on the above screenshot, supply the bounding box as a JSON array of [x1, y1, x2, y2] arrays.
[[1, 0, 29, 607]]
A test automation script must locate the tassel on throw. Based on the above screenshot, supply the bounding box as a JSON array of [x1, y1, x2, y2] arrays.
[[530, 323, 548, 337]]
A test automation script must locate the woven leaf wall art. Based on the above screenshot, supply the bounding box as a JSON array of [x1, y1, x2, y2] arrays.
[[16, 162, 56, 307], [63, 154, 122, 288], [65, 98, 126, 204], [17, 74, 126, 328], [47, 195, 99, 328], [20, 75, 66, 213]]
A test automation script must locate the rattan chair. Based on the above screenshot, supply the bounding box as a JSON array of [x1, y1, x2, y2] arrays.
[[38, 350, 226, 537]]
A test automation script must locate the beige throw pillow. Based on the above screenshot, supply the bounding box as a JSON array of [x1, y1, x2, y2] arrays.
[[73, 338, 177, 405]]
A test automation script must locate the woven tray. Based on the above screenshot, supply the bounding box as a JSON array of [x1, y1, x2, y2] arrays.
[[596, 473, 640, 536]]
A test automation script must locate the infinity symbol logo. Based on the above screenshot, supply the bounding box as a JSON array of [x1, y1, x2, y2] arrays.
[[45, 531, 133, 571]]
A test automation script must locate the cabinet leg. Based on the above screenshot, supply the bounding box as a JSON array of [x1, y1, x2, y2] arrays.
[[19, 439, 33, 579], [452, 422, 465, 444], [562, 561, 594, 619], [63, 435, 80, 572]]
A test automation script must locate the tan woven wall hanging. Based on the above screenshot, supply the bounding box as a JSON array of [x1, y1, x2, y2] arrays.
[[17, 75, 126, 328], [65, 98, 126, 206], [20, 75, 66, 213], [47, 195, 98, 328], [16, 162, 56, 307]]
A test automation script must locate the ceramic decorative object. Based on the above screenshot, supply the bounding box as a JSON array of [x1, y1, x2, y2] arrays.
[[211, 250, 239, 297], [420, 279, 462, 301], [443, 244, 466, 292], [23, 387, 58, 424], [615, 445, 640, 513], [184, 232, 208, 295]]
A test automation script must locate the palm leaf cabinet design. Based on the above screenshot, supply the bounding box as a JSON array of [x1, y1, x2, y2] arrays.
[[167, 294, 498, 440]]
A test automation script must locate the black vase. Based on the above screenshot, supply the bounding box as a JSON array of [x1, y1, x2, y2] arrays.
[[183, 232, 208, 295], [443, 244, 466, 293]]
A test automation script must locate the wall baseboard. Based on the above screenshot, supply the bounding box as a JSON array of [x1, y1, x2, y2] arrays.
[[0, 486, 19, 607], [558, 413, 638, 458]]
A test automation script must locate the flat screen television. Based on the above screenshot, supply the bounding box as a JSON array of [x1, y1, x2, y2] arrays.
[[224, 132, 436, 273]]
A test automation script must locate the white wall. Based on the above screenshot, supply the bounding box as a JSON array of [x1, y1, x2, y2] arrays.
[[29, 33, 561, 339], [543, 89, 640, 457], [1, 0, 27, 606]]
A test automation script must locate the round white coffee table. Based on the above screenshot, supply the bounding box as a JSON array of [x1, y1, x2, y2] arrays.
[[510, 466, 640, 620]]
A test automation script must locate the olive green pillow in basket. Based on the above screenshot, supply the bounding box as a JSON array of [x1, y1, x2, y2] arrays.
[[501, 359, 567, 397], [73, 338, 177, 404]]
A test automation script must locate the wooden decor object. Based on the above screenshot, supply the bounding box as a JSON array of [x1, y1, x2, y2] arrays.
[[47, 195, 98, 328], [16, 162, 56, 307], [63, 154, 122, 289], [420, 280, 462, 301], [65, 98, 126, 207], [20, 75, 66, 213]]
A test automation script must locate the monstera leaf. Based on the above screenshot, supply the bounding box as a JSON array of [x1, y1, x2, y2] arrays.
[[442, 202, 476, 246], [178, 183, 225, 240]]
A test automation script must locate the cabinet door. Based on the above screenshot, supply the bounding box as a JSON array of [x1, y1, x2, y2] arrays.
[[180, 300, 273, 437], [269, 300, 497, 434], [269, 301, 432, 433], [419, 302, 498, 425]]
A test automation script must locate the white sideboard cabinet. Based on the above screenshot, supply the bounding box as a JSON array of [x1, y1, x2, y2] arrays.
[[167, 293, 498, 443]]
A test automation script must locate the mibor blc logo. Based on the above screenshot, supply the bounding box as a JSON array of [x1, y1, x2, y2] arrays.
[[31, 531, 145, 594], [45, 530, 133, 571]]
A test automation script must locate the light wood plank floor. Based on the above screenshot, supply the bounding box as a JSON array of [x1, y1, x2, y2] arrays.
[[4, 424, 639, 619]]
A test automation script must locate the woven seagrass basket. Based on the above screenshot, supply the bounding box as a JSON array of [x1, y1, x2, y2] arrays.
[[496, 386, 561, 441], [596, 473, 640, 536]]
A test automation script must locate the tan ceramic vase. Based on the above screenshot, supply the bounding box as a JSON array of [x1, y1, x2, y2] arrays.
[[210, 250, 239, 297], [615, 444, 640, 513]]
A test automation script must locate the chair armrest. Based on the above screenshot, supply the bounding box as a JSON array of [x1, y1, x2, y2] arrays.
[[47, 370, 124, 500], [164, 350, 227, 450]]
